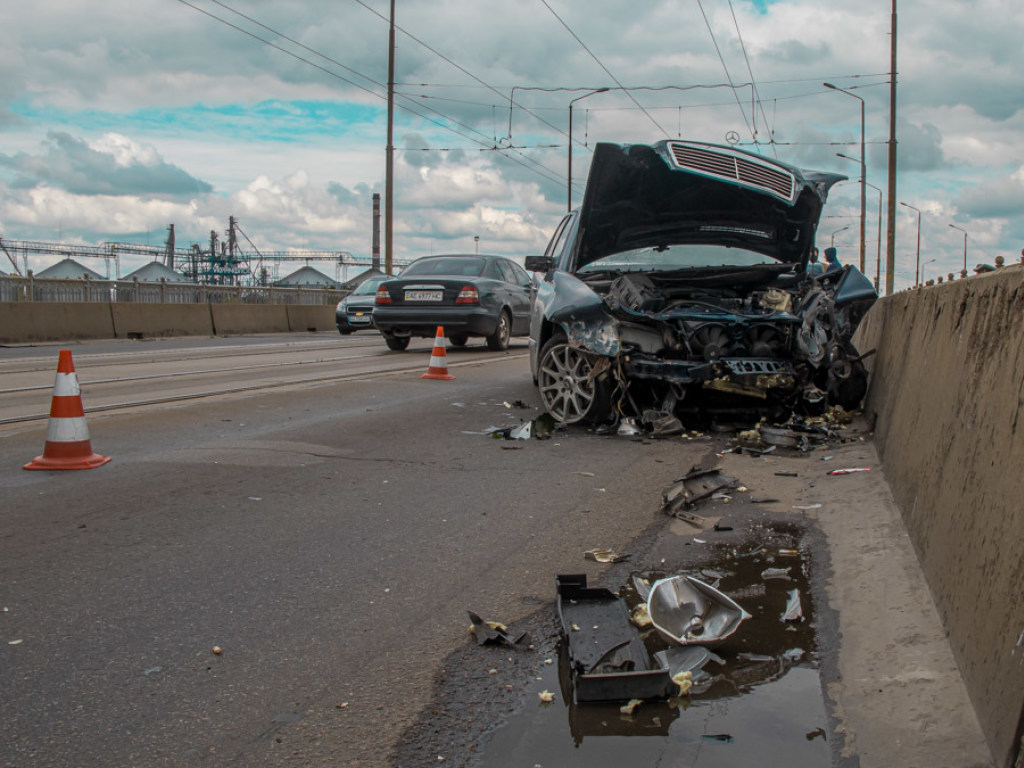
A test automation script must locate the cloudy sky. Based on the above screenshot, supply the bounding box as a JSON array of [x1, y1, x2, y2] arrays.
[[2, 0, 1021, 288]]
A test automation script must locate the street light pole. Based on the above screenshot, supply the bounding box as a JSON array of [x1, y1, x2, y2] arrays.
[[900, 202, 921, 286], [830, 224, 851, 248], [825, 83, 866, 273], [568, 88, 609, 212], [949, 223, 968, 277], [865, 181, 883, 289]]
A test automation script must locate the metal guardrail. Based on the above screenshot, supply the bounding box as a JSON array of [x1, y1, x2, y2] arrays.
[[0, 274, 346, 305]]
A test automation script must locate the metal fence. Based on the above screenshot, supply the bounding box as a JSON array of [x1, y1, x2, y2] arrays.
[[0, 274, 346, 305]]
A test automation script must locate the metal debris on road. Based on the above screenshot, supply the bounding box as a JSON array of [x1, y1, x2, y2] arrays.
[[662, 467, 739, 516], [782, 589, 804, 622], [468, 611, 528, 646], [827, 466, 872, 475], [648, 575, 752, 646]]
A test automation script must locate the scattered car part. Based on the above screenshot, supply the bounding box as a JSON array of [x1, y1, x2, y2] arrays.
[[662, 467, 738, 515], [467, 610, 527, 646], [647, 575, 752, 646], [782, 589, 804, 622], [556, 574, 675, 702]]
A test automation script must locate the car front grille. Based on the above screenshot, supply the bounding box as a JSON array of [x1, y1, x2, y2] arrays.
[[668, 143, 796, 203]]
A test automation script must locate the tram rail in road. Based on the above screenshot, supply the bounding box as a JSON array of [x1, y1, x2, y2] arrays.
[[0, 333, 528, 426]]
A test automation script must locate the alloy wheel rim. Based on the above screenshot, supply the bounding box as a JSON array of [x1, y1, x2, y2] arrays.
[[538, 343, 595, 423]]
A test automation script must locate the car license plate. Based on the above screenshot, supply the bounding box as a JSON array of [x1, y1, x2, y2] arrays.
[[405, 290, 443, 301]]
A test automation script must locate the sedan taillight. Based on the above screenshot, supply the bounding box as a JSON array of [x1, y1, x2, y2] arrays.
[[375, 286, 392, 304], [456, 285, 479, 304]]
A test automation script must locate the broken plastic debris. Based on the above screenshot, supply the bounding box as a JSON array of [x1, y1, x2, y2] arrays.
[[538, 690, 555, 703], [616, 418, 641, 436], [503, 399, 529, 409], [761, 567, 792, 580], [576, 471, 595, 477], [671, 670, 694, 695], [619, 698, 644, 715], [630, 603, 652, 628], [782, 589, 804, 622], [827, 467, 872, 475], [468, 611, 527, 646], [584, 548, 630, 563], [8, 639, 24, 645], [641, 409, 684, 437], [792, 503, 822, 510]]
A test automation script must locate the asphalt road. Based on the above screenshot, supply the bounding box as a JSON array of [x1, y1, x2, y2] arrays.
[[0, 333, 705, 767]]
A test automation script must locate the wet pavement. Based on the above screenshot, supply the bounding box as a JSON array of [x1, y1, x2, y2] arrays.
[[394, 519, 832, 768]]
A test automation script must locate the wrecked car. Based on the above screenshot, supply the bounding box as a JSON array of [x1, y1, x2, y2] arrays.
[[525, 140, 878, 425]]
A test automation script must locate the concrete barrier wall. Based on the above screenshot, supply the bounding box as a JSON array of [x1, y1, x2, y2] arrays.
[[111, 303, 214, 338], [0, 302, 335, 343], [0, 302, 114, 344], [209, 304, 290, 336], [286, 305, 335, 333], [853, 266, 1024, 768]]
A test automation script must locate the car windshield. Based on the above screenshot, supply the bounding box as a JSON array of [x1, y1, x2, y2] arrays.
[[576, 245, 778, 275], [401, 257, 485, 277], [352, 278, 385, 295]]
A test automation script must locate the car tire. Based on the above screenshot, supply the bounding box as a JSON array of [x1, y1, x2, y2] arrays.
[[486, 310, 512, 351], [447, 333, 469, 347], [383, 333, 410, 351], [338, 328, 352, 335], [536, 333, 612, 425]]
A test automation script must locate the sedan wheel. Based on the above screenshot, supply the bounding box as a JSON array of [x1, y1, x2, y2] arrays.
[[383, 333, 410, 351], [486, 310, 512, 351], [537, 335, 611, 424]]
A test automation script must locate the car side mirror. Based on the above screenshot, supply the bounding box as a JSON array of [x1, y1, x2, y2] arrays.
[[524, 255, 553, 273]]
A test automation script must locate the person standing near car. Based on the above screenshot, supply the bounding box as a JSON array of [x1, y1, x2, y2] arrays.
[[824, 246, 842, 273], [807, 247, 825, 276]]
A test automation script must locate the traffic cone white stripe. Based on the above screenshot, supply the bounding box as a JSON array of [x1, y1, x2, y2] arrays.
[[45, 417, 92, 444], [52, 372, 81, 398]]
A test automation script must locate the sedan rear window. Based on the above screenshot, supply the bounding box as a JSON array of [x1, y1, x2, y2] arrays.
[[401, 257, 485, 277]]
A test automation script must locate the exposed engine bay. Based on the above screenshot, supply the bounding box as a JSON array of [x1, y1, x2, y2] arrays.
[[574, 265, 875, 423]]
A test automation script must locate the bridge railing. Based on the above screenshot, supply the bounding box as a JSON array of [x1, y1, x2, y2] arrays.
[[0, 274, 346, 305]]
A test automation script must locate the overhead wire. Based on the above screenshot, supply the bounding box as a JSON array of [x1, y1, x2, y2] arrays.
[[538, 0, 670, 138], [694, 0, 755, 142], [174, 0, 568, 188], [726, 0, 777, 155]]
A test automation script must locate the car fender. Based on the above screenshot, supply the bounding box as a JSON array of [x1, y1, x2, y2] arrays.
[[534, 270, 620, 357]]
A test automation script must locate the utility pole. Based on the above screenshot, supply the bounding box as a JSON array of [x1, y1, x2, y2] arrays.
[[885, 0, 898, 295], [372, 193, 381, 271], [384, 0, 395, 276]]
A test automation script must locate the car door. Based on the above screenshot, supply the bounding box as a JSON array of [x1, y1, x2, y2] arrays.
[[495, 259, 532, 334]]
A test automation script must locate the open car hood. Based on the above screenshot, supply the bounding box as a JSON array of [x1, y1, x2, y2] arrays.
[[574, 141, 845, 270]]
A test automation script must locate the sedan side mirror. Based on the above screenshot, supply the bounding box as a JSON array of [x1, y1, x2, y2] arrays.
[[524, 255, 553, 273]]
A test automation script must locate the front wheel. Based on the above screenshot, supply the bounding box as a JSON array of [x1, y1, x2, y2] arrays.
[[486, 310, 512, 351], [537, 334, 612, 424], [382, 333, 410, 351]]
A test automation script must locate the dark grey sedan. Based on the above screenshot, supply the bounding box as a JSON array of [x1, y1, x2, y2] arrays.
[[371, 254, 534, 351]]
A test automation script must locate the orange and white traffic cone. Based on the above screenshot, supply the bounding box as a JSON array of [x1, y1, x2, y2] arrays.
[[24, 349, 111, 471], [421, 326, 455, 381]]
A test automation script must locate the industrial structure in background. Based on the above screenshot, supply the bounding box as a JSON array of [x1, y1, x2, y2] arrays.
[[1, 200, 392, 286]]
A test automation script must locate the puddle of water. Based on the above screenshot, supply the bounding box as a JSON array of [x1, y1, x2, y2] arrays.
[[479, 547, 830, 767]]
